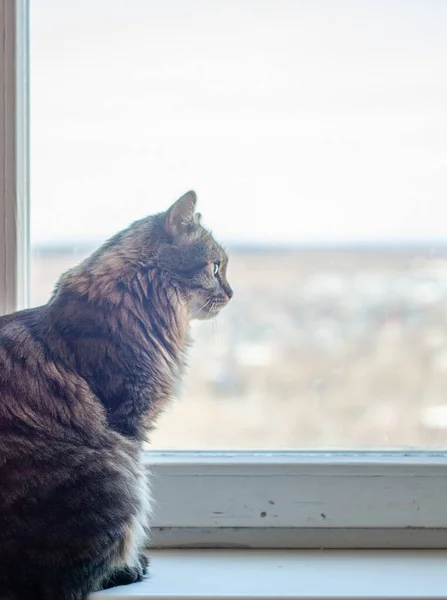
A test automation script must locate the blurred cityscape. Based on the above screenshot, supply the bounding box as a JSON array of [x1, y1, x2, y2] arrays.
[[31, 245, 447, 450]]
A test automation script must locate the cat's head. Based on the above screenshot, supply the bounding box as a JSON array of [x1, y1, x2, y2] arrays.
[[61, 191, 232, 321], [153, 191, 233, 320]]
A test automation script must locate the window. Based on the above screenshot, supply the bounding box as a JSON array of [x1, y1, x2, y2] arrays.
[[30, 0, 447, 451], [2, 0, 447, 550]]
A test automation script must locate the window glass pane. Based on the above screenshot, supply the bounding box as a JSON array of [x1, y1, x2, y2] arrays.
[[30, 0, 447, 449]]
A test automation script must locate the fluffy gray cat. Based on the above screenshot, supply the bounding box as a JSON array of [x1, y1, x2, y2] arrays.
[[0, 192, 232, 599]]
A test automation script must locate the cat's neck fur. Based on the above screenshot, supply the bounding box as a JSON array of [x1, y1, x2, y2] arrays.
[[46, 239, 190, 442]]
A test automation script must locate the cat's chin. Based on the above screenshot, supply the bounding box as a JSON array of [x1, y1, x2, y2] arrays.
[[194, 310, 219, 321], [189, 296, 230, 321], [193, 305, 225, 321]]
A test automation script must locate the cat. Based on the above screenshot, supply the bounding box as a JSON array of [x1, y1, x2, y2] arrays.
[[0, 191, 232, 600]]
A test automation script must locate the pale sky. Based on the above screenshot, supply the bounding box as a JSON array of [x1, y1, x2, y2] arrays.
[[30, 0, 447, 246]]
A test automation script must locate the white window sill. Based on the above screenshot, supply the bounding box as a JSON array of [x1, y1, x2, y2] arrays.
[[93, 549, 447, 599]]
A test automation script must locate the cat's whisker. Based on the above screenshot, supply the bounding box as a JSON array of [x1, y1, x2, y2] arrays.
[[191, 298, 213, 319], [206, 299, 218, 344], [213, 313, 218, 345]]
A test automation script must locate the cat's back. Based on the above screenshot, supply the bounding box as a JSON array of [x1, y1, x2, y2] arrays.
[[0, 305, 106, 441], [0, 305, 42, 331], [0, 305, 57, 391], [0, 306, 50, 355], [0, 310, 149, 594], [0, 306, 48, 390]]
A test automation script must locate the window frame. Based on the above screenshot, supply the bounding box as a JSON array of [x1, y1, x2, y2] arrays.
[[2, 0, 447, 551], [0, 0, 29, 315], [147, 451, 447, 549]]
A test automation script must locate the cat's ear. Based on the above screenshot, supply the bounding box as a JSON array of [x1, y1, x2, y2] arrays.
[[165, 191, 197, 238]]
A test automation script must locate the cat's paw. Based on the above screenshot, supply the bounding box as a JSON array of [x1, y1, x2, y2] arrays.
[[139, 552, 150, 577], [99, 562, 146, 590]]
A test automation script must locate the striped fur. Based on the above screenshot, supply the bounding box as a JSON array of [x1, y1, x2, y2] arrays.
[[0, 192, 232, 599]]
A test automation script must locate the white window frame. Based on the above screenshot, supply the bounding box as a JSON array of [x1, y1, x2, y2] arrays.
[[2, 1, 447, 551], [147, 451, 447, 549], [0, 0, 28, 315]]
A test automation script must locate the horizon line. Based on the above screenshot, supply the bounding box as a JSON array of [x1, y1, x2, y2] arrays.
[[31, 239, 447, 255]]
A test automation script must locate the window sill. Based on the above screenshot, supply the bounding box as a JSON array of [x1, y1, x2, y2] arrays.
[[93, 549, 447, 599]]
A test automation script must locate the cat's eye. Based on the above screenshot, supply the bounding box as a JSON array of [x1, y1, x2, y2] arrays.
[[213, 261, 220, 276]]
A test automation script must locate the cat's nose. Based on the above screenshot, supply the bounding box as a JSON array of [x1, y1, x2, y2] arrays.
[[226, 286, 233, 300]]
